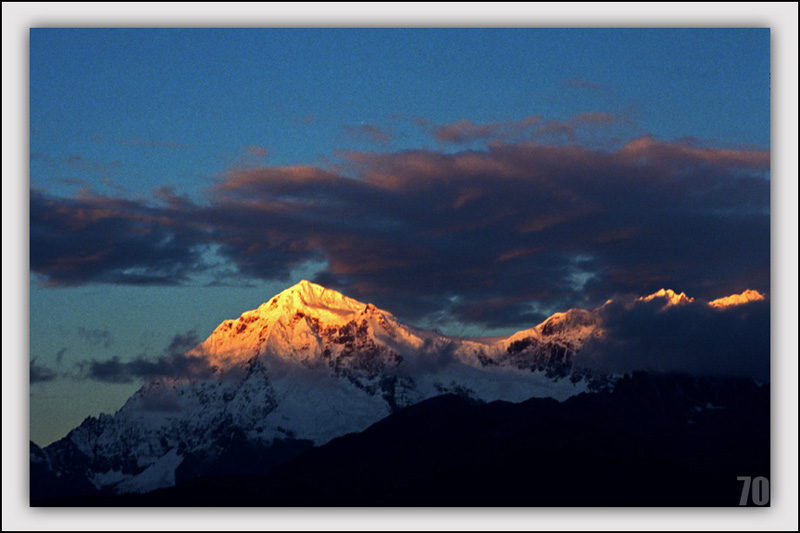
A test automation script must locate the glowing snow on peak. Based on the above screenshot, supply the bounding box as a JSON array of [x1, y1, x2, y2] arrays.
[[282, 280, 362, 310], [263, 280, 368, 322], [189, 280, 416, 369], [639, 288, 694, 307], [708, 289, 766, 309]]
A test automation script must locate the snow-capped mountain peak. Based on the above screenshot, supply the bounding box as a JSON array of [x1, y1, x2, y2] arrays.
[[708, 289, 766, 309], [639, 288, 694, 308], [189, 280, 418, 374], [267, 280, 367, 320]]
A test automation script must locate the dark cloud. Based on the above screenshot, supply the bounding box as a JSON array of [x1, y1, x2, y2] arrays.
[[577, 298, 770, 381], [79, 330, 213, 383], [31, 137, 769, 330], [164, 330, 201, 355], [31, 359, 58, 384], [81, 355, 209, 383], [30, 190, 208, 287]]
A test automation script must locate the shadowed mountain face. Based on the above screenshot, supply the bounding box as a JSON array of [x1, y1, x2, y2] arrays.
[[37, 373, 769, 507], [30, 282, 769, 505]]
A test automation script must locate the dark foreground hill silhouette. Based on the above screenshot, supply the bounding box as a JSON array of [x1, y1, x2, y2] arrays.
[[36, 373, 769, 507]]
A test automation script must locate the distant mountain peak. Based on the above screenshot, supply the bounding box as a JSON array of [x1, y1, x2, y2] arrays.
[[639, 288, 694, 307], [192, 280, 405, 370], [708, 289, 766, 309]]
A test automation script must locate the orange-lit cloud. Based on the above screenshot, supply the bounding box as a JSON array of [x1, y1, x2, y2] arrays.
[[430, 116, 540, 144], [427, 113, 625, 146], [619, 136, 770, 172]]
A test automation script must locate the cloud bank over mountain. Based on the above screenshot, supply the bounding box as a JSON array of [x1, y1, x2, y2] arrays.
[[577, 294, 769, 381], [31, 138, 769, 330]]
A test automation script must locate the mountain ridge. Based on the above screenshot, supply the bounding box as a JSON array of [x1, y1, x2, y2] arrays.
[[35, 373, 770, 507], [31, 281, 768, 500]]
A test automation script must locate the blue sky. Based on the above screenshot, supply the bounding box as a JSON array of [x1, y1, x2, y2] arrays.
[[27, 27, 773, 446], [31, 28, 770, 199]]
